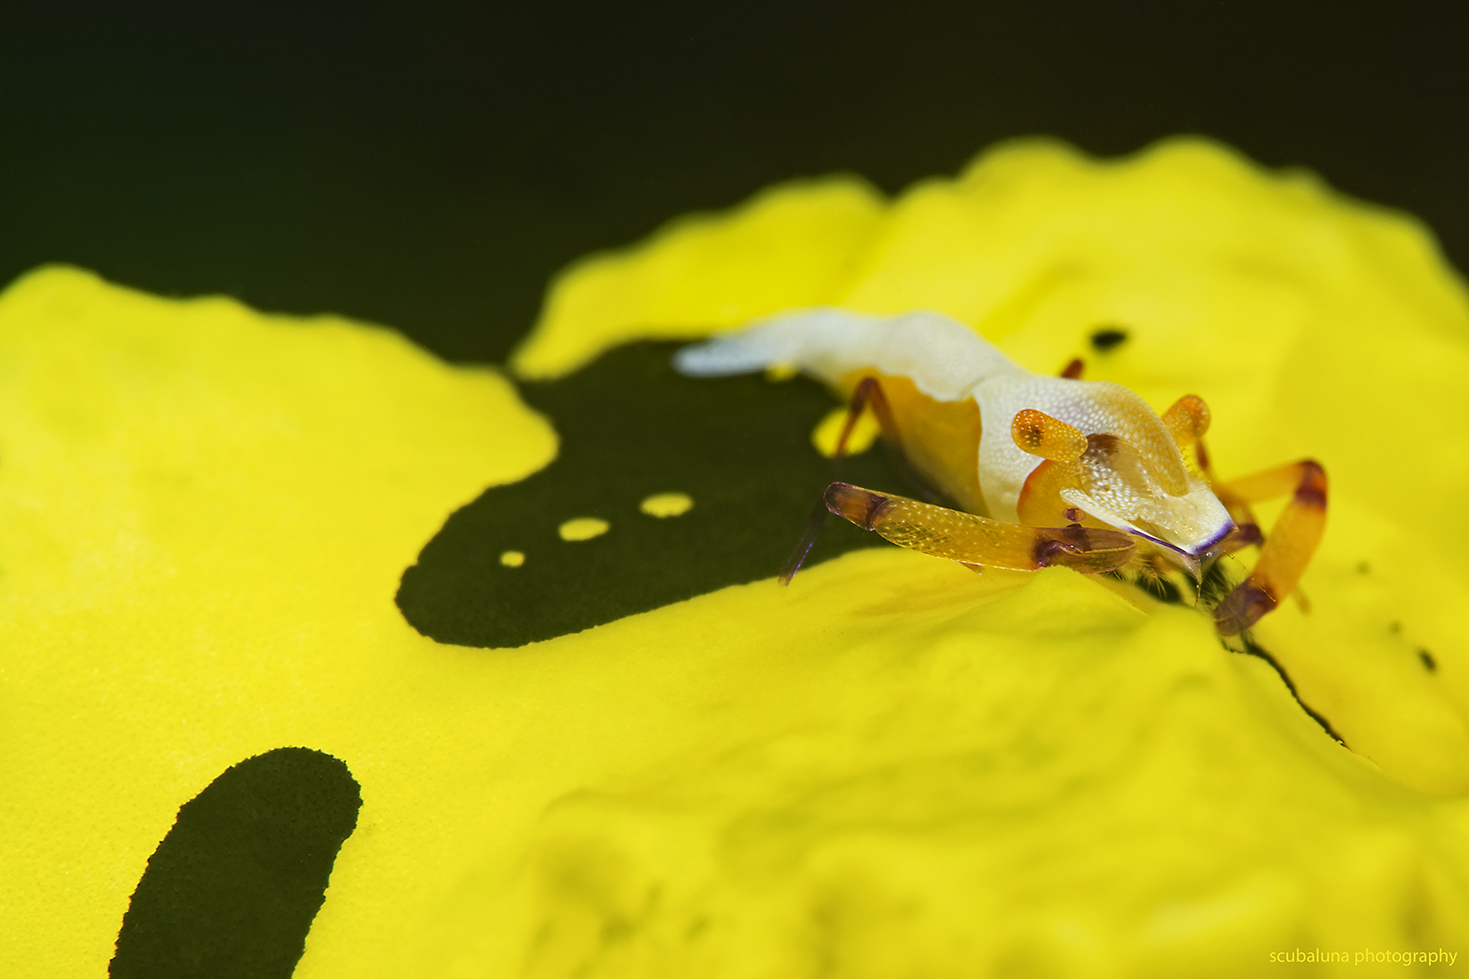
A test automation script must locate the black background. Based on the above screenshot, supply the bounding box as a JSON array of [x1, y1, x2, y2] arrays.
[[3, 2, 1465, 365]]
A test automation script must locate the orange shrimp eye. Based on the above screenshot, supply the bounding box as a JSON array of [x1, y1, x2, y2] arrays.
[[1162, 394, 1211, 447], [1011, 408, 1088, 462]]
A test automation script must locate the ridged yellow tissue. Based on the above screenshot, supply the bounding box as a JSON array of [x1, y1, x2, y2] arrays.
[[8, 136, 1469, 979]]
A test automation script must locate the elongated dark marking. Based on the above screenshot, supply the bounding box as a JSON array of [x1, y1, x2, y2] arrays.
[[1420, 649, 1438, 672], [1059, 357, 1084, 379], [1089, 327, 1128, 351], [110, 748, 361, 979], [1236, 637, 1348, 746]]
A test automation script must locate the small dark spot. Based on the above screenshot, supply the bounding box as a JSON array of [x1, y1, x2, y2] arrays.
[[1059, 357, 1084, 379], [1357, 561, 1371, 575], [1419, 649, 1438, 672], [1084, 432, 1122, 461], [1089, 326, 1129, 352], [1389, 621, 1402, 634]]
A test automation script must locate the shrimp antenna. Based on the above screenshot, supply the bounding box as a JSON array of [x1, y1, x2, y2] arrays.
[[779, 499, 830, 586]]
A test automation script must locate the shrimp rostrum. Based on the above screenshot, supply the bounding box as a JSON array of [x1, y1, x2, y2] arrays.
[[674, 310, 1326, 636]]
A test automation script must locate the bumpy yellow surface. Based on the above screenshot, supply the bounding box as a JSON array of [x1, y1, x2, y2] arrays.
[[7, 136, 1469, 978]]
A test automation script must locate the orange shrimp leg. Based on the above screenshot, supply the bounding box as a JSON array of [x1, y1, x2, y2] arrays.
[[824, 481, 1136, 574], [1212, 460, 1328, 636], [834, 375, 905, 458]]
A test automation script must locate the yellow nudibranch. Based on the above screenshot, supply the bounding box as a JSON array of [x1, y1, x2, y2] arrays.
[[676, 308, 1326, 635]]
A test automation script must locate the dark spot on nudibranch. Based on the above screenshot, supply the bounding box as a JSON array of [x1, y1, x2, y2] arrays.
[[1357, 561, 1371, 575], [1089, 326, 1129, 352], [110, 747, 362, 979], [1419, 649, 1438, 672]]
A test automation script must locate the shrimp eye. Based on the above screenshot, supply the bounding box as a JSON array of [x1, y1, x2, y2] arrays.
[[1011, 409, 1088, 462], [1162, 394, 1211, 447]]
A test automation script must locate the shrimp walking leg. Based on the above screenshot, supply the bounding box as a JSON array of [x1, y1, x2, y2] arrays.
[[824, 482, 1136, 574], [835, 375, 905, 457], [782, 376, 908, 585], [1211, 460, 1328, 635]]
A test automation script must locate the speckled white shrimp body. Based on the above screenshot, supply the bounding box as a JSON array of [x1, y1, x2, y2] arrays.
[[674, 308, 1234, 557]]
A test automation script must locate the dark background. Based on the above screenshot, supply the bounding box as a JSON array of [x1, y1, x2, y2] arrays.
[[3, 2, 1464, 366]]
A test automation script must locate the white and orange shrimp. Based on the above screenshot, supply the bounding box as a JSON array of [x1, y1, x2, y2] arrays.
[[675, 309, 1326, 635]]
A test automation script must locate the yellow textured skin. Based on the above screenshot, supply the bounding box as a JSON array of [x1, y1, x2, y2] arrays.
[[7, 136, 1469, 978]]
